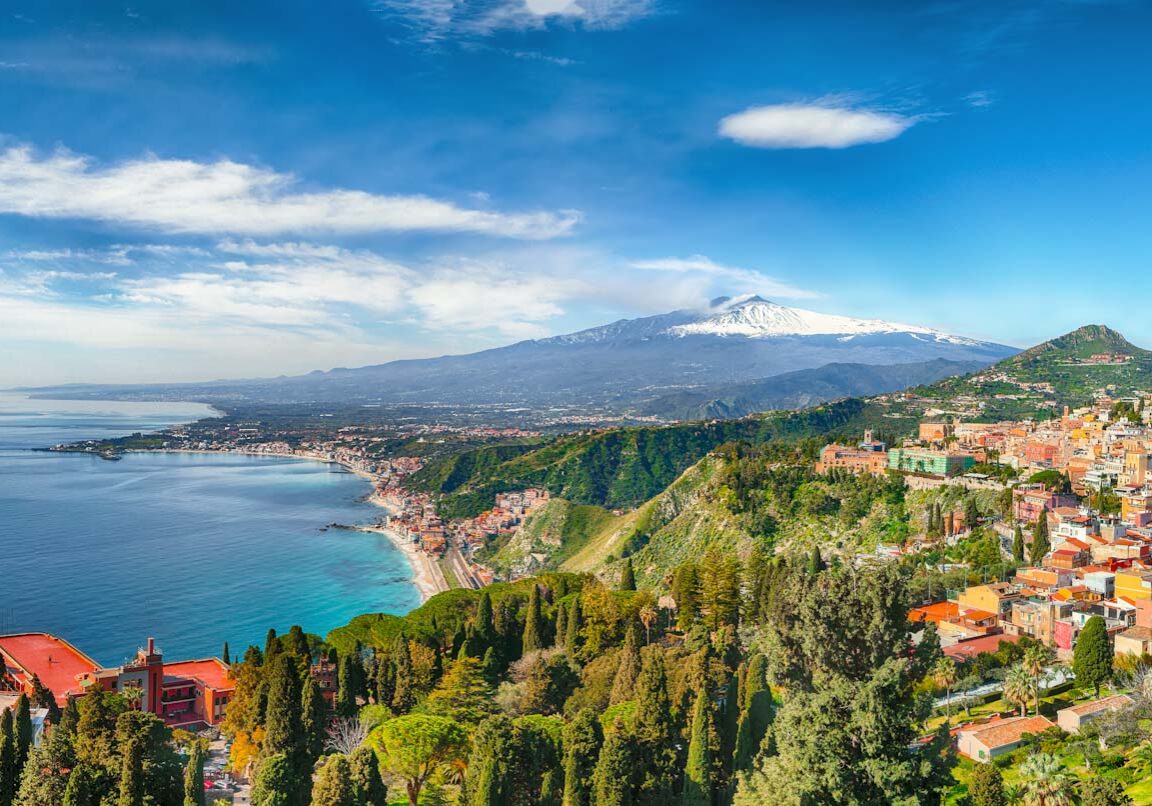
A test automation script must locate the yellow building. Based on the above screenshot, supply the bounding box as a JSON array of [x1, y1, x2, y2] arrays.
[[1114, 568, 1152, 601], [957, 583, 1019, 616]]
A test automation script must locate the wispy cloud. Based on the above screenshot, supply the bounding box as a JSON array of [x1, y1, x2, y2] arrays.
[[0, 143, 580, 239], [719, 102, 920, 150], [370, 0, 655, 42], [629, 255, 822, 299]]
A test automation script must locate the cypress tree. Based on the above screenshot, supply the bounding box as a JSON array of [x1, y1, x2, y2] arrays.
[[13, 695, 32, 771], [1030, 511, 1050, 565], [523, 585, 547, 654], [222, 642, 231, 666], [264, 628, 279, 660], [0, 707, 16, 806], [62, 762, 103, 806], [251, 754, 293, 806], [475, 590, 496, 651], [565, 597, 583, 652], [562, 710, 603, 806], [48, 696, 80, 771], [301, 679, 327, 763], [733, 655, 773, 771], [463, 714, 519, 806], [349, 745, 388, 806], [554, 603, 568, 649], [683, 690, 714, 806], [1074, 615, 1113, 697], [1012, 525, 1025, 563], [311, 754, 357, 806], [335, 652, 357, 717], [118, 723, 146, 806], [391, 637, 415, 714], [719, 671, 741, 777], [263, 654, 308, 804], [592, 723, 635, 806], [672, 563, 699, 631], [29, 673, 61, 725], [620, 559, 637, 591], [632, 647, 677, 802], [284, 626, 309, 661], [807, 547, 825, 575], [373, 649, 395, 707], [610, 623, 642, 705], [183, 741, 205, 806], [964, 496, 980, 532]]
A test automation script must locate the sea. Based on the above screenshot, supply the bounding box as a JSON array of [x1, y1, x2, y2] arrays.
[[0, 392, 420, 666]]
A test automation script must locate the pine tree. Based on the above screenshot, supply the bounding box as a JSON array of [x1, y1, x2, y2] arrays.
[[683, 690, 714, 806], [222, 642, 231, 666], [523, 585, 547, 654], [1030, 511, 1050, 565], [592, 723, 635, 806], [183, 741, 205, 806], [391, 637, 416, 714], [424, 656, 494, 726], [311, 754, 357, 806], [348, 745, 388, 806], [562, 710, 602, 806], [0, 707, 16, 806], [632, 647, 677, 802], [610, 624, 642, 705], [1012, 525, 1025, 563], [1074, 615, 1112, 697], [620, 559, 637, 591]]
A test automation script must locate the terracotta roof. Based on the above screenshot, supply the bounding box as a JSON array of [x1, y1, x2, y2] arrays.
[[0, 633, 100, 704], [161, 659, 233, 691], [1119, 626, 1152, 642], [961, 715, 1055, 749], [944, 633, 1021, 660], [910, 601, 960, 623], [1060, 694, 1132, 717]]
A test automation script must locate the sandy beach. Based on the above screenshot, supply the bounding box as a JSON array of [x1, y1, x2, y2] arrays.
[[128, 447, 452, 602]]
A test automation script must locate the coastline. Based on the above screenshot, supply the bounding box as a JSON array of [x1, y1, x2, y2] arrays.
[[121, 447, 452, 603]]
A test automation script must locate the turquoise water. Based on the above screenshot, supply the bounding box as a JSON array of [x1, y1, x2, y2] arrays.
[[0, 394, 420, 666]]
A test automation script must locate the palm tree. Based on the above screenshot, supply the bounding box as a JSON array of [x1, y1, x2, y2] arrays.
[[933, 657, 958, 720], [1018, 752, 1073, 806], [120, 684, 145, 711], [639, 604, 657, 645], [1004, 664, 1035, 717], [1022, 644, 1051, 716]]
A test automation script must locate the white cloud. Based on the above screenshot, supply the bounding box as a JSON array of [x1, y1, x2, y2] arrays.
[[629, 255, 822, 300], [372, 0, 655, 41], [0, 144, 580, 239], [719, 103, 918, 149]]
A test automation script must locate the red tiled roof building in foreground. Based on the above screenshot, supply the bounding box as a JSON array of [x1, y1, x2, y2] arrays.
[[0, 633, 234, 730]]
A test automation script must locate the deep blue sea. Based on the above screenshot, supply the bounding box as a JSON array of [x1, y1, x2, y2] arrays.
[[0, 393, 420, 666]]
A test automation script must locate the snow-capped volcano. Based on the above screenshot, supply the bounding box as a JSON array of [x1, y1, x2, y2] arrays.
[[664, 296, 976, 343]]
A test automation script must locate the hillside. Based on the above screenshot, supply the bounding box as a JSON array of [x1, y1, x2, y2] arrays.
[[410, 396, 907, 517], [903, 325, 1152, 421], [641, 357, 985, 420]]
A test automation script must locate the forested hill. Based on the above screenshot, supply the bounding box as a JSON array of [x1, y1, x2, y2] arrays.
[[904, 324, 1152, 421], [410, 397, 903, 517]]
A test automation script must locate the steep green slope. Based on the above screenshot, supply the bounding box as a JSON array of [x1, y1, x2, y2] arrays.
[[905, 325, 1152, 421], [412, 397, 905, 517]]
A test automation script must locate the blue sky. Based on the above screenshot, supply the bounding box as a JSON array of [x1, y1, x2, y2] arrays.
[[1, 0, 1151, 384]]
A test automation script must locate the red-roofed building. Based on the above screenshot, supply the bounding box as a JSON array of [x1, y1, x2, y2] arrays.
[[0, 634, 234, 730], [943, 633, 1022, 661], [0, 633, 101, 705]]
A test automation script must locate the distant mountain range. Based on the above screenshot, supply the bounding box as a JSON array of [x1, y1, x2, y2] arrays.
[[25, 295, 1017, 418]]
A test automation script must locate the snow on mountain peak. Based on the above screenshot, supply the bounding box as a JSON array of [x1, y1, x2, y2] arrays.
[[666, 297, 975, 343]]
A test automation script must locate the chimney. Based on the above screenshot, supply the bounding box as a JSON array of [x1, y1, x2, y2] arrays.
[[147, 637, 155, 655]]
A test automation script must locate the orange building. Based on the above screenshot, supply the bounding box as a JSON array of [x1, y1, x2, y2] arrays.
[[0, 633, 233, 729]]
